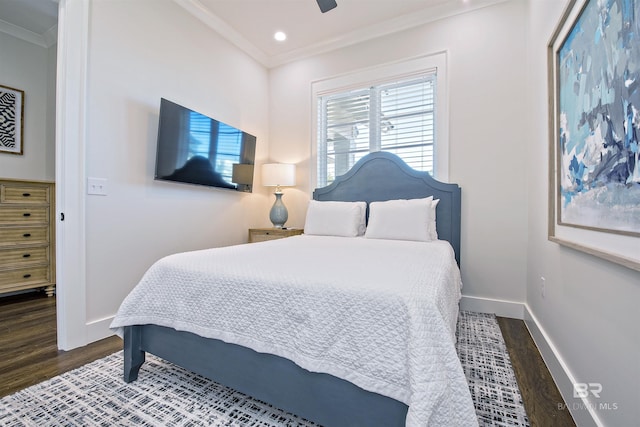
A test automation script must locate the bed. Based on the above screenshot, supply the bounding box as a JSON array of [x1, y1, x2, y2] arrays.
[[110, 152, 477, 427]]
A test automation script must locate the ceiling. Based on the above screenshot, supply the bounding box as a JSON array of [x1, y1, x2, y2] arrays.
[[0, 0, 504, 66]]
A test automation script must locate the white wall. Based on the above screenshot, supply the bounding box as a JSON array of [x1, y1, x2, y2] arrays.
[[269, 0, 529, 309], [0, 31, 56, 180], [526, 1, 640, 426], [74, 0, 270, 334]]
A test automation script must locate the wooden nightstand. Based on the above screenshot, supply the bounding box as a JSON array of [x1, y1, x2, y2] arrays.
[[248, 228, 304, 243]]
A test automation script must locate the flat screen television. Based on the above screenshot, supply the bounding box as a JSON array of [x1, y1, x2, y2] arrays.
[[154, 98, 256, 192]]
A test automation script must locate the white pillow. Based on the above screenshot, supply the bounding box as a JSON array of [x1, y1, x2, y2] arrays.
[[365, 197, 434, 242], [429, 198, 440, 240], [304, 200, 367, 237]]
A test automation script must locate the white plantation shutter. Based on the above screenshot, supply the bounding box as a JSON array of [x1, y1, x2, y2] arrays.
[[318, 73, 436, 186]]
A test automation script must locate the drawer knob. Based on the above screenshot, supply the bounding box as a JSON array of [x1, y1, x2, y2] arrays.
[[23, 233, 31, 237], [23, 254, 31, 258], [23, 274, 31, 279], [22, 193, 31, 197], [23, 213, 31, 217]]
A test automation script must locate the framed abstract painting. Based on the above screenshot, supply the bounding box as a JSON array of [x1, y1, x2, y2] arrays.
[[548, 0, 640, 271], [0, 84, 24, 155]]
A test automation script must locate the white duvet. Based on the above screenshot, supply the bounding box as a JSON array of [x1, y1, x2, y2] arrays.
[[110, 235, 478, 427]]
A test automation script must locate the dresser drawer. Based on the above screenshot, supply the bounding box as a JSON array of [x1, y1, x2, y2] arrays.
[[0, 227, 48, 246], [0, 266, 49, 287], [1, 184, 49, 204], [0, 246, 48, 267], [249, 232, 283, 243], [248, 228, 304, 243], [0, 206, 49, 225]]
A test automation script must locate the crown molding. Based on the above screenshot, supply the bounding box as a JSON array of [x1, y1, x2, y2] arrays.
[[175, 0, 510, 69], [43, 24, 58, 48], [269, 0, 510, 67], [0, 18, 57, 48], [173, 0, 269, 67]]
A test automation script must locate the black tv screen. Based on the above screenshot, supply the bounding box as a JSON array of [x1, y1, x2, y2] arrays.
[[154, 98, 256, 192]]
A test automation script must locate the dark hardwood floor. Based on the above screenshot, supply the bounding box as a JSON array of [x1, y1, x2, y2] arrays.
[[0, 292, 122, 398], [497, 317, 576, 427], [0, 292, 575, 426]]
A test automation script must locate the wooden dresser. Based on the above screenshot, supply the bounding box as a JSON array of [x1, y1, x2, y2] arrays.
[[0, 179, 55, 297]]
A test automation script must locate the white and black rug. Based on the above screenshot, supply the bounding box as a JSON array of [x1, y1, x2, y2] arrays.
[[0, 311, 528, 426], [456, 312, 529, 426]]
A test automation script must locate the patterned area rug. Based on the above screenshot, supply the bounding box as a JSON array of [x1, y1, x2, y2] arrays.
[[456, 312, 529, 427], [0, 311, 528, 426]]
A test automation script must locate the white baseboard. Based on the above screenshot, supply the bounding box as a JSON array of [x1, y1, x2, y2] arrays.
[[460, 295, 525, 319], [523, 305, 601, 427], [86, 315, 117, 344]]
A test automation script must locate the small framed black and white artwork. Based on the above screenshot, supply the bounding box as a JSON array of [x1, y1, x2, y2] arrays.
[[0, 84, 24, 155]]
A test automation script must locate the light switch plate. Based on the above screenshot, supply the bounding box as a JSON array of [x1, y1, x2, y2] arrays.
[[87, 177, 108, 195]]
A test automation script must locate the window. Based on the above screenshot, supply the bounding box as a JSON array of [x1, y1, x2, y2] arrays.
[[313, 53, 448, 188]]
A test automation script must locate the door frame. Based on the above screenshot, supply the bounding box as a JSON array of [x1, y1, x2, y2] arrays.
[[55, 0, 90, 350]]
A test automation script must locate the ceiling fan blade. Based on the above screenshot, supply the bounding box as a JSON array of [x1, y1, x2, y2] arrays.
[[316, 0, 337, 13]]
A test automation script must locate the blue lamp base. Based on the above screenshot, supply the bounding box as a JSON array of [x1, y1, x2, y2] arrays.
[[269, 192, 289, 228]]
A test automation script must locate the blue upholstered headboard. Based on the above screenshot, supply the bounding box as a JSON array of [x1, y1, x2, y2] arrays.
[[312, 151, 462, 266]]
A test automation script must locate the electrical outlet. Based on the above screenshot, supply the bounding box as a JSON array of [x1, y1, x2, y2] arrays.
[[87, 177, 108, 196], [540, 276, 546, 299]]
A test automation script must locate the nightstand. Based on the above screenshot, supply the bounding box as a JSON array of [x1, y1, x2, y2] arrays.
[[248, 228, 304, 243]]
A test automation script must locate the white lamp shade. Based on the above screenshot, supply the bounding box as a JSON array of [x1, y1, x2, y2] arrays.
[[262, 163, 296, 187]]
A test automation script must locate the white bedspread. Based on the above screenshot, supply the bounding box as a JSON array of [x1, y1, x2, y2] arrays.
[[110, 235, 478, 427]]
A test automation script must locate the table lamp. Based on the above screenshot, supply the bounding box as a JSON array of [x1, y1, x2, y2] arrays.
[[262, 163, 296, 228]]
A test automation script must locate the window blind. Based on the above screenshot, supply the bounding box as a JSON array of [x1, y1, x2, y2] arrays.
[[317, 74, 436, 186]]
